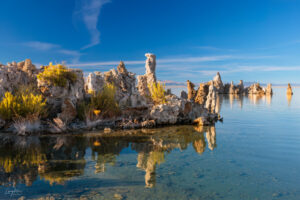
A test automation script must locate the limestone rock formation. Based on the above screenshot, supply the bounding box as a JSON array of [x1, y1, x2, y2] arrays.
[[246, 83, 265, 95], [180, 90, 188, 99], [85, 61, 146, 108], [0, 59, 38, 97], [57, 98, 77, 123], [137, 53, 157, 100], [265, 83, 273, 95], [85, 72, 105, 93], [187, 80, 196, 101], [229, 81, 235, 94], [213, 72, 224, 93], [194, 83, 209, 105], [145, 53, 156, 84], [205, 84, 217, 113], [287, 83, 293, 95], [235, 80, 244, 94], [38, 69, 85, 115], [150, 95, 218, 125]]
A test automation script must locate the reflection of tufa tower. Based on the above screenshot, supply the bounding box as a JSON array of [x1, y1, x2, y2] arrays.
[[136, 151, 165, 188]]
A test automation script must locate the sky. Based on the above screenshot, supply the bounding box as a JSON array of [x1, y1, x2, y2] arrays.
[[1, 0, 300, 84]]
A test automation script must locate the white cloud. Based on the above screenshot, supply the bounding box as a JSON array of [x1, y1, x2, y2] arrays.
[[74, 0, 111, 49], [68, 55, 233, 68], [23, 41, 82, 61], [23, 41, 60, 51]]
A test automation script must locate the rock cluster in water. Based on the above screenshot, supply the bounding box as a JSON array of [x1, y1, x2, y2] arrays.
[[287, 83, 293, 95], [0, 53, 220, 135]]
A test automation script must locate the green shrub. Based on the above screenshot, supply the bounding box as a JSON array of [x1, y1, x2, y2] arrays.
[[77, 83, 120, 121], [90, 83, 120, 118], [0, 92, 47, 121], [37, 63, 77, 87], [148, 82, 167, 105]]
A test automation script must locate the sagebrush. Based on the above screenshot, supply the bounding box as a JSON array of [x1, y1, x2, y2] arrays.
[[37, 62, 77, 87], [0, 92, 47, 121], [148, 82, 166, 104]]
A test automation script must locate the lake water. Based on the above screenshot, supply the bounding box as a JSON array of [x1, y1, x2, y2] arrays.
[[0, 88, 299, 200]]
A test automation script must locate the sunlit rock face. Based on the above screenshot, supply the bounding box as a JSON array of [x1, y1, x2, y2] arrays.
[[137, 53, 157, 100], [38, 69, 85, 116], [85, 61, 146, 108], [265, 83, 273, 95], [205, 83, 217, 113], [194, 83, 209, 105], [287, 83, 293, 95], [212, 72, 224, 93], [0, 59, 38, 97], [245, 83, 265, 95]]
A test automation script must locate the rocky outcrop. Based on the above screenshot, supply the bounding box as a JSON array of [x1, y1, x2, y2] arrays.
[[205, 84, 217, 113], [187, 80, 196, 101], [265, 83, 273, 95], [212, 72, 224, 93], [246, 83, 265, 95], [287, 83, 293, 95], [194, 83, 209, 105], [180, 90, 188, 99], [57, 98, 77, 123], [0, 59, 38, 97], [150, 95, 218, 125], [137, 53, 157, 100], [0, 54, 221, 134], [235, 80, 244, 94], [38, 69, 85, 115], [85, 61, 146, 108]]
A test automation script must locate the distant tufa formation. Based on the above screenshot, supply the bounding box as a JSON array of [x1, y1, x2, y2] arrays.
[[287, 83, 293, 95], [0, 53, 220, 134], [186, 72, 274, 105]]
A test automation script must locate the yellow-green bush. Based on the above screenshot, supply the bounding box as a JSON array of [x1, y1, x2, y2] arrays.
[[148, 82, 166, 104], [0, 92, 47, 121], [37, 62, 77, 87], [90, 83, 120, 118]]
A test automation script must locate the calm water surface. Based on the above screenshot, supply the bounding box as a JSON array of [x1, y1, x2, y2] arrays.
[[0, 88, 299, 200]]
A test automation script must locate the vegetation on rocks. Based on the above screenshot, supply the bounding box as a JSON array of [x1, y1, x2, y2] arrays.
[[77, 83, 120, 121], [0, 91, 47, 121], [37, 63, 77, 87], [148, 82, 166, 104]]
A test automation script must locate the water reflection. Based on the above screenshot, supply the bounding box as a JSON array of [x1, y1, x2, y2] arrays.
[[0, 126, 216, 188], [287, 94, 292, 106]]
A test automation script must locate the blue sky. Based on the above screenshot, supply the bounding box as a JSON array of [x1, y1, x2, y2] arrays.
[[1, 0, 300, 84]]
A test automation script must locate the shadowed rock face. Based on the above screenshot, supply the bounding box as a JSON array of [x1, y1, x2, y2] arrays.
[[187, 80, 196, 100], [287, 83, 293, 95]]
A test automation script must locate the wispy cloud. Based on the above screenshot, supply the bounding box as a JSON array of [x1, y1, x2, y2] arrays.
[[23, 41, 82, 61], [23, 41, 60, 51], [74, 0, 111, 49], [68, 55, 234, 68]]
